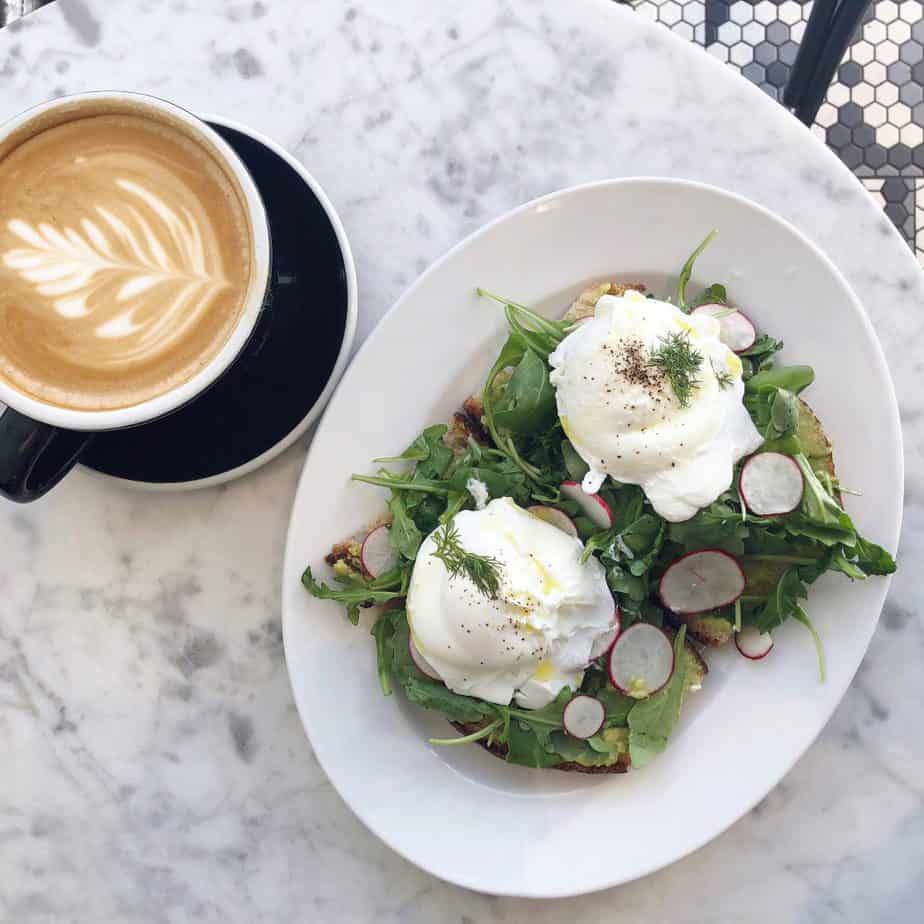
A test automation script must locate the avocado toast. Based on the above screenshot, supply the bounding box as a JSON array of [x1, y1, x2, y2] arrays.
[[303, 235, 896, 773]]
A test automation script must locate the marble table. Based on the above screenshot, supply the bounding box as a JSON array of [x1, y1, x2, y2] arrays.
[[1, 0, 920, 920]]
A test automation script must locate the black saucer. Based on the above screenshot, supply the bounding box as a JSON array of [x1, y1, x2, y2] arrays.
[[82, 120, 352, 487]]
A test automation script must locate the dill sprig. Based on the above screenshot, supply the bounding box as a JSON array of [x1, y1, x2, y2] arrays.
[[711, 359, 734, 390], [431, 521, 503, 599], [647, 331, 703, 408]]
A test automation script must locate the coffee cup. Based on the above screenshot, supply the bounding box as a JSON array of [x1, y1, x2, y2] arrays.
[[0, 91, 271, 501]]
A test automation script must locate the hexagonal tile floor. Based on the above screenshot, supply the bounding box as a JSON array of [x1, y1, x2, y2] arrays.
[[632, 0, 924, 263]]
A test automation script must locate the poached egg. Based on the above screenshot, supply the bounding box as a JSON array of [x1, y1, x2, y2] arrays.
[[549, 290, 763, 522], [406, 497, 616, 709]]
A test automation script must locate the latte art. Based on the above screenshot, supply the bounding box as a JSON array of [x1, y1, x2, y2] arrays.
[[5, 177, 231, 360], [0, 110, 254, 411]]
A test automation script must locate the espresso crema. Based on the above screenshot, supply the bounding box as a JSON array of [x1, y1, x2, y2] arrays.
[[0, 108, 254, 410]]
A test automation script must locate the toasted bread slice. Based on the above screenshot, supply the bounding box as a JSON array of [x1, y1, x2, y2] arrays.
[[322, 280, 841, 770], [563, 281, 647, 322]]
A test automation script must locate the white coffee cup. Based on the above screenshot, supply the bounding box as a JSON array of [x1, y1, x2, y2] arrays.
[[0, 91, 272, 501]]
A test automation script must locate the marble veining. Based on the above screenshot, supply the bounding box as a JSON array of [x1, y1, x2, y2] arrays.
[[0, 0, 921, 921]]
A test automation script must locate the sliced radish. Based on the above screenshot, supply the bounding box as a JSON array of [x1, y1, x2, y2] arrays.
[[658, 549, 745, 614], [735, 626, 774, 660], [739, 452, 804, 516], [560, 481, 613, 528], [361, 524, 399, 577], [408, 636, 442, 680], [562, 694, 605, 739], [527, 505, 579, 538], [607, 623, 674, 698], [591, 606, 622, 658], [693, 303, 757, 353]]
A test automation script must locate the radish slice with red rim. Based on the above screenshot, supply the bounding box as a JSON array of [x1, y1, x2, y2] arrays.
[[560, 481, 613, 528], [562, 695, 605, 739], [607, 623, 674, 698], [739, 452, 804, 516], [408, 636, 442, 680], [659, 549, 745, 614], [735, 626, 774, 660], [527, 505, 579, 537], [692, 303, 757, 353], [361, 524, 399, 578]]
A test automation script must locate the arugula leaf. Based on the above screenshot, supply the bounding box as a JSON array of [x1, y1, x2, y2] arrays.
[[419, 442, 454, 482], [752, 568, 807, 633], [739, 333, 783, 360], [746, 364, 815, 395], [493, 349, 558, 434], [401, 674, 498, 724], [826, 546, 868, 580], [501, 302, 571, 360], [668, 500, 750, 555], [793, 608, 826, 682], [370, 614, 394, 695], [595, 686, 636, 725], [447, 462, 530, 506], [627, 627, 689, 768], [744, 387, 801, 442], [854, 535, 897, 576], [375, 424, 450, 466], [668, 497, 749, 555], [506, 691, 570, 743], [618, 514, 666, 576], [794, 454, 856, 542], [606, 564, 650, 605], [517, 424, 569, 487], [676, 230, 717, 311], [687, 282, 727, 309], [505, 720, 565, 767], [561, 439, 589, 480], [352, 470, 449, 496], [481, 335, 526, 436], [738, 333, 784, 380], [770, 389, 801, 437], [479, 334, 549, 483], [388, 494, 422, 559], [302, 566, 409, 625], [429, 720, 504, 747]]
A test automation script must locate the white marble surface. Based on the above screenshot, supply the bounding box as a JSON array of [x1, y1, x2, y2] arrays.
[[0, 0, 920, 920]]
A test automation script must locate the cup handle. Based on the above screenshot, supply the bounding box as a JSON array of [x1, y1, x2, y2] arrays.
[[0, 406, 94, 502]]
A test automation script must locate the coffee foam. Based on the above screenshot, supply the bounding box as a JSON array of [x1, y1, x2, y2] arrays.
[[0, 104, 254, 411]]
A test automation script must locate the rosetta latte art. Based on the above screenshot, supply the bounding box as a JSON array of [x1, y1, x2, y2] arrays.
[[3, 178, 231, 365], [0, 109, 253, 411]]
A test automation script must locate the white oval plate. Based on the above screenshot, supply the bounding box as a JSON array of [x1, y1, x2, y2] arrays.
[[282, 178, 902, 897]]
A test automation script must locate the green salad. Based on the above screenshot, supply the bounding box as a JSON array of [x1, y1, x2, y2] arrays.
[[304, 235, 896, 772]]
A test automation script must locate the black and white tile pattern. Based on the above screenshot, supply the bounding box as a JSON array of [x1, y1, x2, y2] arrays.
[[0, 0, 47, 27], [634, 0, 924, 262]]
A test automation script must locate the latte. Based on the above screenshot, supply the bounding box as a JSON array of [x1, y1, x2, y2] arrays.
[[0, 102, 254, 411]]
